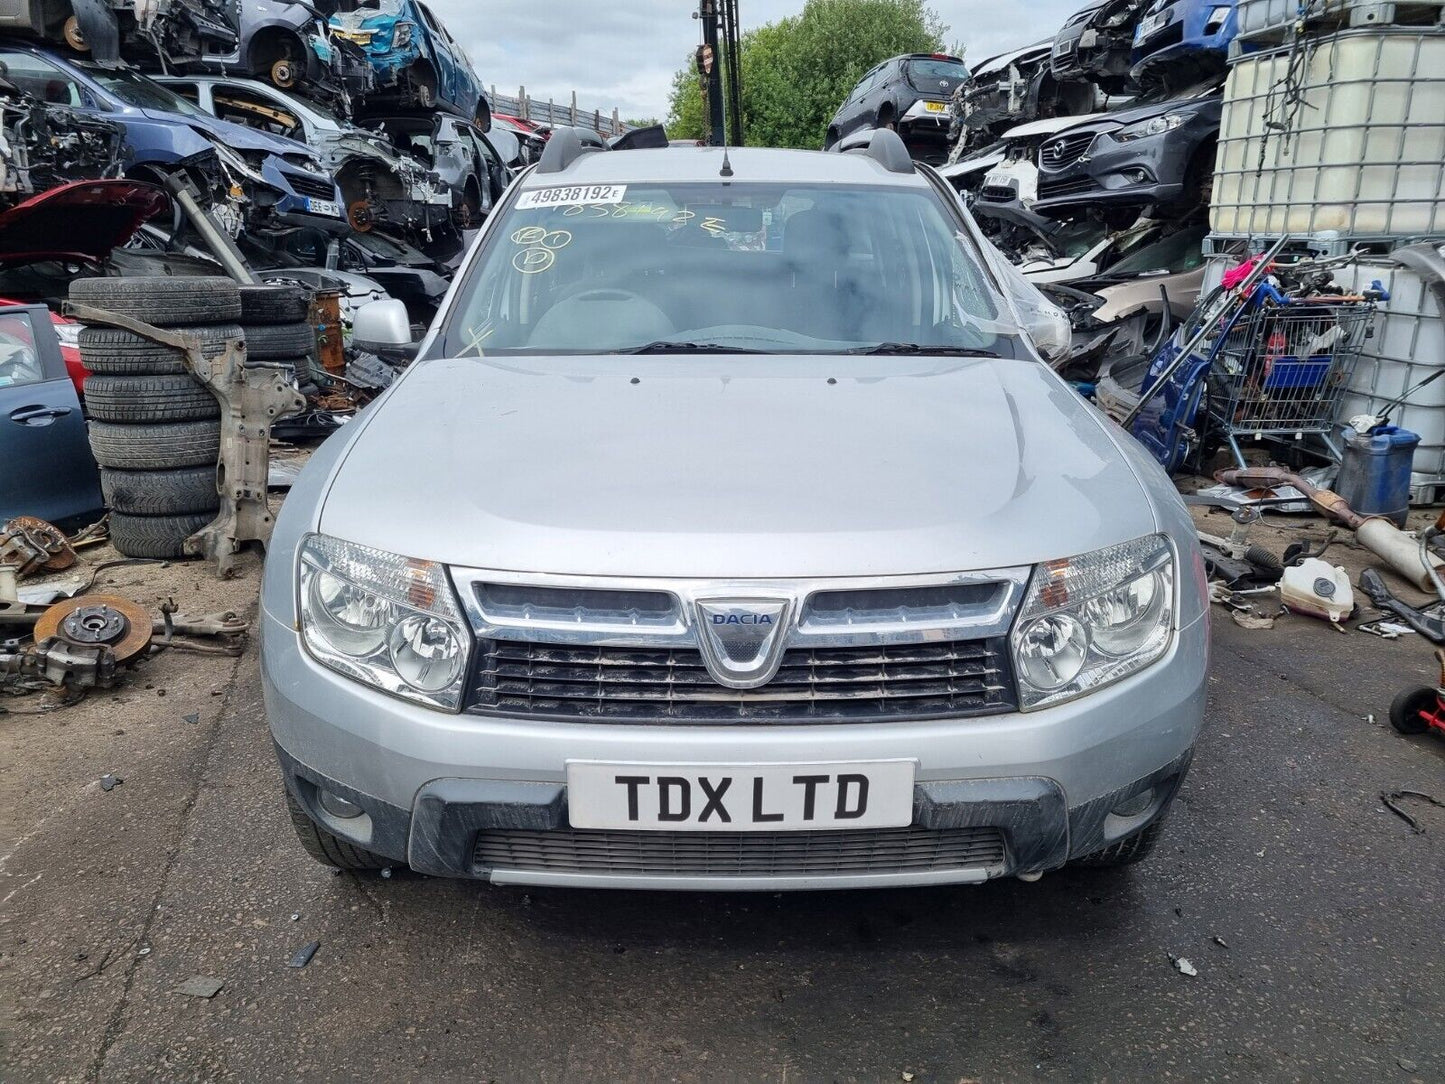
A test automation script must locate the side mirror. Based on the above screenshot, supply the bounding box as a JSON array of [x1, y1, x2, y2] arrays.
[[1025, 304, 1073, 363], [351, 299, 415, 357]]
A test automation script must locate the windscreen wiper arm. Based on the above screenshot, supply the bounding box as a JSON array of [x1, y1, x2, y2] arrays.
[[847, 343, 1002, 357], [621, 341, 766, 354]]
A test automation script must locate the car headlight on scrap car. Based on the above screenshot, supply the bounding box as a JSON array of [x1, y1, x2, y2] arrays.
[[1011, 534, 1175, 710], [1113, 113, 1186, 141], [298, 534, 471, 710]]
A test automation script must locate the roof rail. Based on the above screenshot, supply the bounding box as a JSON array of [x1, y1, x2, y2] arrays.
[[536, 126, 604, 174], [865, 129, 915, 175]]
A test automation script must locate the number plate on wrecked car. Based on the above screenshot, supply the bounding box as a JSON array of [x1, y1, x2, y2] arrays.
[[306, 198, 342, 218], [566, 761, 916, 832]]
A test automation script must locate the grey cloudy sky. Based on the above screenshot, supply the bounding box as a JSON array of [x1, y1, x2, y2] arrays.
[[430, 1, 1085, 122]]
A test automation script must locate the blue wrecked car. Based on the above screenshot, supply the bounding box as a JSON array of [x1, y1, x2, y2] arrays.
[[329, 0, 488, 127], [1130, 0, 1238, 90], [0, 43, 346, 238]]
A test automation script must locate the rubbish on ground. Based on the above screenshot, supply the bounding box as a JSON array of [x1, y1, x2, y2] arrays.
[[1337, 425, 1420, 528], [1171, 955, 1198, 977], [1380, 791, 1445, 835], [1216, 467, 1445, 593], [173, 976, 225, 999], [1230, 610, 1276, 631], [1358, 570, 1445, 645], [1357, 621, 1413, 640], [287, 941, 321, 969], [183, 712, 200, 725], [1280, 559, 1355, 623], [1213, 936, 1229, 949], [1386, 655, 1445, 740], [99, 773, 122, 792]]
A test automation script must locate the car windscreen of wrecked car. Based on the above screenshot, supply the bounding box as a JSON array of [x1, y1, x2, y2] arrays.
[[443, 182, 1016, 357], [82, 64, 212, 118]]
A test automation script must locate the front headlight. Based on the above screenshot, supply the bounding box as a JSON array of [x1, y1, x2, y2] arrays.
[[1011, 534, 1174, 710], [298, 534, 471, 710], [1205, 5, 1231, 31], [1113, 113, 1186, 142], [392, 21, 413, 48]]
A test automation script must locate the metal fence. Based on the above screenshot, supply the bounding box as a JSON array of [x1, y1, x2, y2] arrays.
[[488, 86, 631, 136]]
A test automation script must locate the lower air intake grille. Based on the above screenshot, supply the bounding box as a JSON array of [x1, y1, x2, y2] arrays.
[[474, 825, 1007, 876], [283, 171, 337, 200], [465, 637, 1016, 723]]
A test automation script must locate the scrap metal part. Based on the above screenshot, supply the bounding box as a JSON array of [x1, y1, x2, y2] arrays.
[[34, 594, 153, 664], [64, 302, 305, 578], [0, 517, 77, 578]]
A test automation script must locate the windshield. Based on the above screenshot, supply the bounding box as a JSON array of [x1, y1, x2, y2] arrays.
[[442, 181, 1013, 356], [85, 66, 208, 117]]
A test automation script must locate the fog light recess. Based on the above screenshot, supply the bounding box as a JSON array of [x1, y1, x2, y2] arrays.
[[318, 789, 364, 819], [1111, 788, 1154, 818]]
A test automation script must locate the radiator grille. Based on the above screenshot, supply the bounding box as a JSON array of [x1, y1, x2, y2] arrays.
[[465, 637, 1015, 723], [283, 171, 338, 201], [474, 825, 1007, 876], [1040, 131, 1096, 170], [1038, 176, 1100, 200]]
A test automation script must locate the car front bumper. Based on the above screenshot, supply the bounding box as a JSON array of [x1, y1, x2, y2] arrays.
[[1032, 115, 1214, 217], [262, 603, 1208, 889]]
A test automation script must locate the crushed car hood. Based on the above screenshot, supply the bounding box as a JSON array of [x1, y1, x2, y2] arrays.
[[143, 108, 315, 157], [320, 354, 1155, 578], [0, 180, 169, 265]]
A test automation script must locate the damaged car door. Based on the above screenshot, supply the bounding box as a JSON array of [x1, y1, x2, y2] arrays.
[[0, 304, 101, 531]]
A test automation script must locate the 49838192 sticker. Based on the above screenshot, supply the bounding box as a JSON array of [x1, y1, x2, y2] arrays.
[[515, 184, 627, 210]]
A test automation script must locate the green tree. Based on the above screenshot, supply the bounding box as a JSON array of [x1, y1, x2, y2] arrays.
[[665, 0, 946, 149], [623, 116, 662, 129]]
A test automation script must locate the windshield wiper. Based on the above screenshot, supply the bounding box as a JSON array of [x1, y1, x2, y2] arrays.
[[621, 341, 766, 354], [847, 343, 1002, 357]]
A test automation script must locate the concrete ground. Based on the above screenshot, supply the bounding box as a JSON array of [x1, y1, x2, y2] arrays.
[[2, 511, 1443, 1083]]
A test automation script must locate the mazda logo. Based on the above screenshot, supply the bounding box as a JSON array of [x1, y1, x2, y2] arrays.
[[1052, 139, 1067, 156]]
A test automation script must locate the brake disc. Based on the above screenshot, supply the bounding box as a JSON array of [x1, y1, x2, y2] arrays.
[[33, 595, 152, 664]]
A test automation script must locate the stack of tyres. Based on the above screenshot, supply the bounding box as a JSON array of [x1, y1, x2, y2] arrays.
[[70, 276, 242, 559], [239, 283, 317, 386]]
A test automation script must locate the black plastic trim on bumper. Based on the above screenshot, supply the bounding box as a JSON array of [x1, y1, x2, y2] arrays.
[[274, 743, 1194, 880]]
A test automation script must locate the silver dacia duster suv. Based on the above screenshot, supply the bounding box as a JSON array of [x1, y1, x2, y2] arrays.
[[261, 129, 1208, 891]]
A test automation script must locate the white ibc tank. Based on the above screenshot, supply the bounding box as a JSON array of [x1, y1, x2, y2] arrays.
[[1211, 29, 1445, 239]]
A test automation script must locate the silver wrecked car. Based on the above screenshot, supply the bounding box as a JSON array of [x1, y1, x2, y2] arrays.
[[260, 129, 1208, 891]]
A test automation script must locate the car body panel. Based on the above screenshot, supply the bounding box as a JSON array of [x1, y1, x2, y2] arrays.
[[1032, 91, 1221, 217], [261, 143, 1210, 889], [158, 73, 451, 235], [826, 52, 968, 156], [0, 45, 346, 233], [330, 0, 485, 121], [0, 303, 102, 531], [1052, 0, 1149, 91], [1131, 0, 1239, 88]]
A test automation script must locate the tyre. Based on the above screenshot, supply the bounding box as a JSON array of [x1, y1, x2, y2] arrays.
[[239, 283, 310, 325], [285, 789, 389, 871], [84, 374, 218, 423], [88, 419, 220, 470], [243, 322, 314, 360], [69, 276, 242, 326], [1072, 812, 1170, 870], [1389, 687, 1435, 735], [109, 511, 213, 559], [78, 324, 243, 376], [100, 466, 219, 516]]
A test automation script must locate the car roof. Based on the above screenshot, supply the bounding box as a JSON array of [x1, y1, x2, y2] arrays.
[[517, 146, 932, 188]]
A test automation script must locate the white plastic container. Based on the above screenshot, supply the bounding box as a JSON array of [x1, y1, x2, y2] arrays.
[[1236, 0, 1445, 44], [1211, 29, 1445, 239], [1280, 558, 1355, 621]]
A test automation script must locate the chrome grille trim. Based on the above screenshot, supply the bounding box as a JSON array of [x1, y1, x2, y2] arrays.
[[474, 825, 1007, 876], [466, 636, 1015, 722], [1039, 131, 1098, 170]]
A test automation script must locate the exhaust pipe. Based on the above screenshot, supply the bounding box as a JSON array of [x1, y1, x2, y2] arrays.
[[1214, 467, 1445, 592]]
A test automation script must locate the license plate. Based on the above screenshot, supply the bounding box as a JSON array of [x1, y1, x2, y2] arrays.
[[1135, 10, 1167, 42], [306, 197, 341, 218], [923, 100, 945, 113], [566, 760, 916, 832]]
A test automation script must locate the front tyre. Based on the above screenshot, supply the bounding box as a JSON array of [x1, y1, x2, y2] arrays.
[[1389, 687, 1436, 735], [285, 789, 390, 871]]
